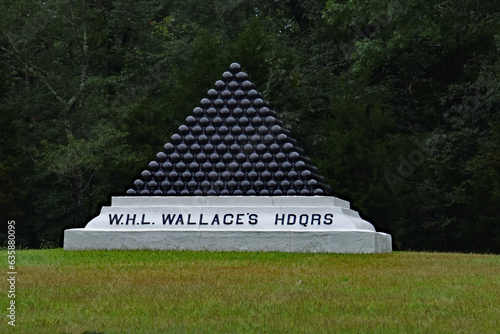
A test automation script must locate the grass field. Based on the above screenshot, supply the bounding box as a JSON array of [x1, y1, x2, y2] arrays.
[[1, 250, 499, 333]]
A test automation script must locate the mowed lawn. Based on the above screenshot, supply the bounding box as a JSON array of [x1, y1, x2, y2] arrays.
[[2, 249, 499, 333]]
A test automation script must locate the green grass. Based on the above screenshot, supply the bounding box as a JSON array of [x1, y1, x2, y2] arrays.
[[1, 250, 499, 333]]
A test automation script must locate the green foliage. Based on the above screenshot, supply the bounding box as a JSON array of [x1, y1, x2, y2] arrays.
[[0, 0, 499, 252]]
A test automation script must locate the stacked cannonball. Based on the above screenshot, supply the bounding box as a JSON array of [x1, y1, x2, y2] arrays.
[[127, 63, 332, 196]]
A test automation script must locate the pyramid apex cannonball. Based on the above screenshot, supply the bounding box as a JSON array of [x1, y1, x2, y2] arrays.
[[229, 62, 242, 73]]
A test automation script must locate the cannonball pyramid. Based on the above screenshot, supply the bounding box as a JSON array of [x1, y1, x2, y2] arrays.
[[127, 62, 332, 196]]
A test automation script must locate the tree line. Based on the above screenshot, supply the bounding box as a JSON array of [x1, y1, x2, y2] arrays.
[[1, 0, 499, 252]]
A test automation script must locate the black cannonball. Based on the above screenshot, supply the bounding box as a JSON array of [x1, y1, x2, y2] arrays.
[[227, 180, 237, 190], [149, 161, 160, 171], [167, 171, 179, 181], [234, 89, 245, 99], [203, 144, 214, 154], [289, 151, 300, 162], [269, 143, 280, 154], [154, 171, 166, 181], [205, 125, 216, 135], [216, 144, 227, 154], [241, 161, 252, 172], [229, 144, 241, 154], [255, 162, 266, 172], [191, 125, 203, 135], [171, 134, 182, 145], [240, 99, 251, 108], [244, 126, 255, 135], [233, 107, 244, 117], [215, 162, 226, 172], [221, 171, 231, 181], [287, 170, 298, 180], [295, 160, 306, 171], [190, 144, 201, 154], [256, 143, 267, 153], [188, 162, 200, 172], [229, 63, 241, 73], [227, 99, 238, 108], [200, 98, 211, 107], [214, 80, 226, 90], [231, 126, 243, 136], [240, 180, 251, 190], [228, 161, 239, 171], [235, 71, 248, 82], [207, 107, 217, 117], [181, 171, 192, 181], [246, 107, 257, 117], [214, 98, 224, 108], [196, 153, 208, 163], [209, 153, 220, 162], [193, 107, 204, 117], [222, 71, 233, 82], [258, 126, 268, 135], [262, 153, 273, 162], [263, 134, 274, 144], [228, 80, 239, 90], [268, 161, 279, 172], [176, 143, 188, 154], [185, 115, 197, 126], [187, 180, 198, 191], [281, 161, 292, 171], [223, 135, 235, 145], [133, 179, 145, 189], [195, 171, 206, 181], [174, 180, 184, 190], [225, 116, 236, 126], [160, 180, 171, 190], [222, 153, 233, 163], [241, 80, 253, 90], [164, 143, 175, 154], [275, 152, 286, 162], [259, 107, 271, 117], [261, 170, 271, 181], [175, 162, 187, 172], [239, 116, 249, 126], [248, 171, 258, 181], [162, 161, 173, 171], [141, 170, 152, 181], [249, 153, 259, 162], [199, 116, 210, 126], [211, 134, 222, 145], [274, 171, 285, 181], [214, 180, 224, 190], [236, 153, 247, 163], [254, 180, 264, 191], [218, 125, 229, 135], [197, 134, 208, 145]]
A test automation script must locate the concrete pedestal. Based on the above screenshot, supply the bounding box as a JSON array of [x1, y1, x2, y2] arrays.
[[64, 196, 391, 253]]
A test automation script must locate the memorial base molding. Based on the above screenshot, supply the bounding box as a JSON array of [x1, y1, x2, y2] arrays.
[[64, 196, 392, 253]]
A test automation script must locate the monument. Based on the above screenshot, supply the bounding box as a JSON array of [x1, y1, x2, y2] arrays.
[[64, 63, 391, 253]]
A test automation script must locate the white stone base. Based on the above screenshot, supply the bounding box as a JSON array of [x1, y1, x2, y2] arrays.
[[64, 230, 391, 253], [64, 196, 392, 253]]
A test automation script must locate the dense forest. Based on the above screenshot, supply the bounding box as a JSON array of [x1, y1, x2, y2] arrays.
[[1, 0, 499, 252]]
